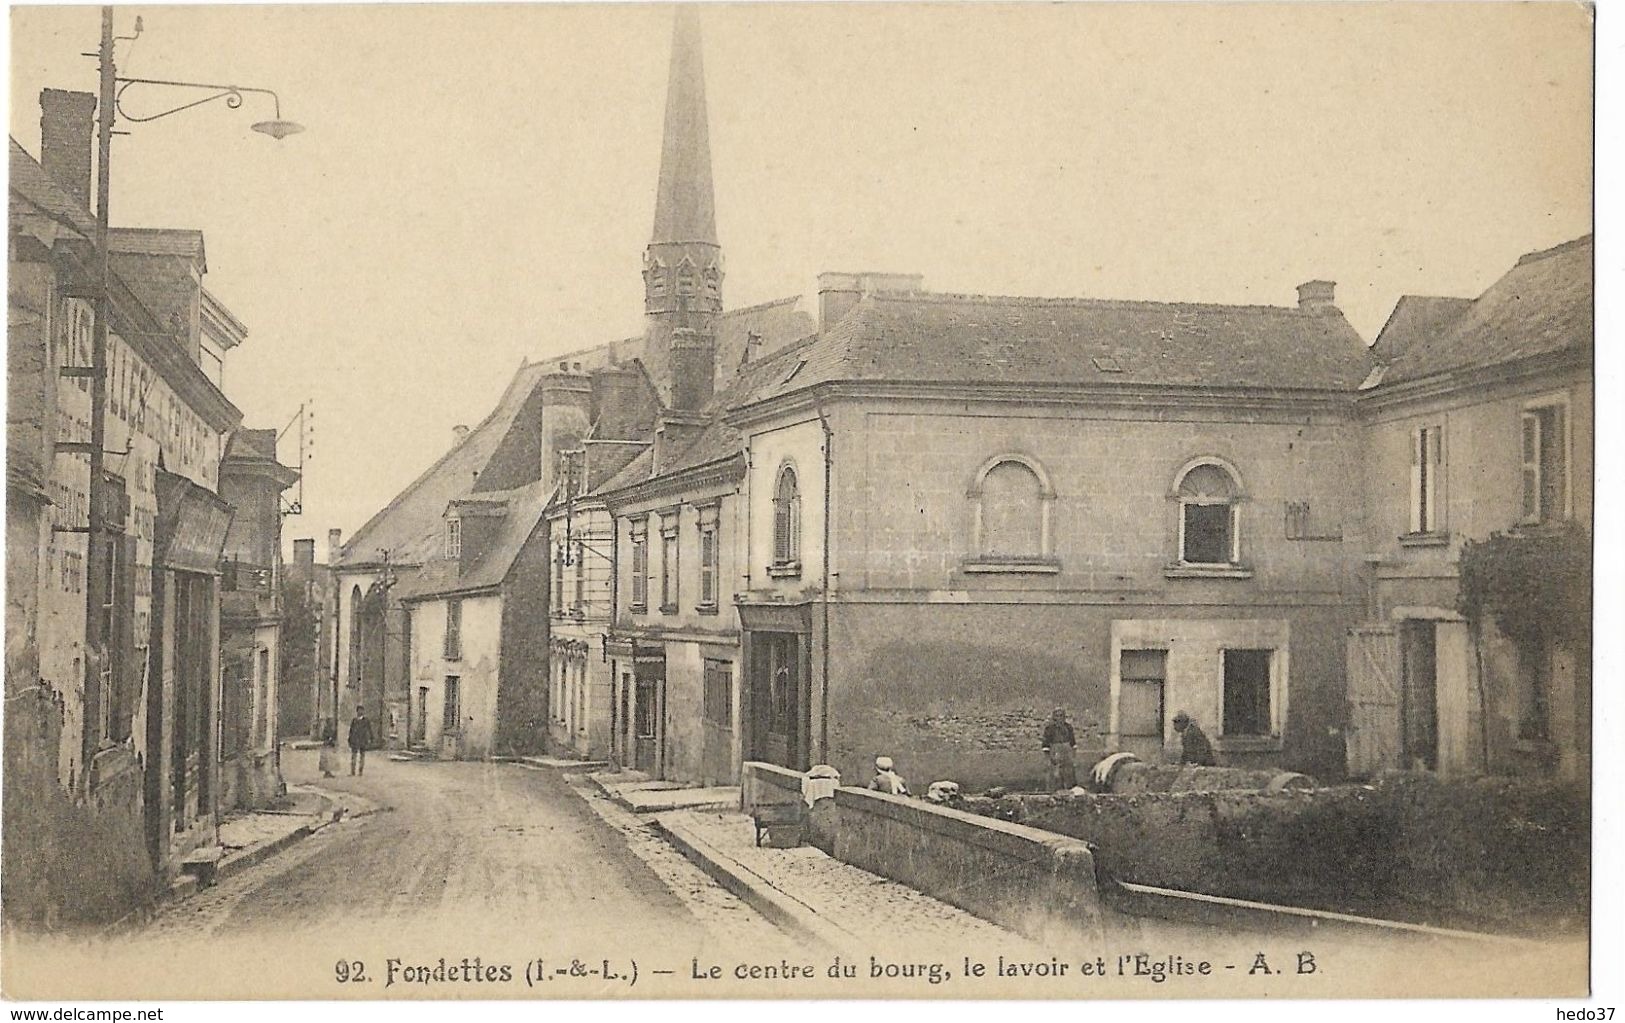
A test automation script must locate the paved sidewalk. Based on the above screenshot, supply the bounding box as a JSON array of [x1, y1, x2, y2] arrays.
[[655, 809, 1046, 955], [164, 784, 380, 908], [590, 769, 739, 812]]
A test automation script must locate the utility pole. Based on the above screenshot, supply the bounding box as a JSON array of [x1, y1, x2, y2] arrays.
[[80, 6, 117, 781]]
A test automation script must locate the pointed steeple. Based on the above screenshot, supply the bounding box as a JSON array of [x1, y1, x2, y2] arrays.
[[643, 5, 723, 410], [652, 4, 717, 247]]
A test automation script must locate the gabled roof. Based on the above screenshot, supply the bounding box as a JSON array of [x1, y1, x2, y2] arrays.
[[394, 479, 553, 603], [1376, 235, 1593, 385], [1370, 295, 1474, 364], [594, 334, 818, 497], [8, 138, 94, 236], [8, 139, 242, 434], [746, 290, 1373, 404], [222, 428, 299, 488], [337, 362, 551, 568], [348, 294, 811, 548]]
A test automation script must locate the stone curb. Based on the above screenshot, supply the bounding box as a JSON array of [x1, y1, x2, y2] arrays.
[[650, 814, 853, 953]]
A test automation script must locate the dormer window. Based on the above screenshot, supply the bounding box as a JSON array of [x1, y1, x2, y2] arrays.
[[446, 517, 462, 560]]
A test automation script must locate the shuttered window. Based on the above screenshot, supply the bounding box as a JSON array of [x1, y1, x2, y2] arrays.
[[630, 519, 649, 611], [699, 525, 718, 608], [1521, 404, 1569, 525], [444, 599, 462, 660], [772, 467, 801, 570], [1409, 425, 1444, 533]]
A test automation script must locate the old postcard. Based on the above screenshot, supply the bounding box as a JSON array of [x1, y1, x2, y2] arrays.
[[2, 0, 1599, 1005]]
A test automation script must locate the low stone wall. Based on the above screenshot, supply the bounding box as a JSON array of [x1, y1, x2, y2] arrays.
[[739, 761, 805, 811], [1102, 761, 1313, 794], [961, 773, 1588, 934], [831, 786, 1104, 947]]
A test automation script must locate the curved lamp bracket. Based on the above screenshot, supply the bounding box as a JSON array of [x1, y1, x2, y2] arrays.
[[114, 76, 303, 137]]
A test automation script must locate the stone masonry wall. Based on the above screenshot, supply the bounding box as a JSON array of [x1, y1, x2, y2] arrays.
[[962, 773, 1587, 935], [2, 686, 156, 929]]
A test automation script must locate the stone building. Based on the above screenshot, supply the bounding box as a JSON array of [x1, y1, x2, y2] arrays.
[[347, 7, 810, 762], [1348, 235, 1592, 782], [718, 280, 1374, 788], [217, 429, 299, 810], [5, 93, 249, 925], [280, 535, 334, 741]]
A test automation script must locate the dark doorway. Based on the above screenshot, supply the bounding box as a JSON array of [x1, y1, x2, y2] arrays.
[[414, 686, 429, 745], [1399, 620, 1439, 770], [144, 566, 167, 868], [746, 632, 806, 769], [1222, 648, 1273, 737], [633, 663, 664, 774]]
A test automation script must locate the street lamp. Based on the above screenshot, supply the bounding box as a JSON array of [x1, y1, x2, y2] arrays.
[[114, 76, 305, 139], [80, 5, 303, 780]]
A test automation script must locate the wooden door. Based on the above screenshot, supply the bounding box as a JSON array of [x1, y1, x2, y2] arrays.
[[1346, 625, 1400, 778], [634, 673, 662, 773], [1118, 649, 1168, 761], [701, 660, 734, 784], [751, 633, 803, 769]]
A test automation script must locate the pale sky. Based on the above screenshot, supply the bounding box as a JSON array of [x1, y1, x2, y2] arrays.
[[7, 2, 1594, 551]]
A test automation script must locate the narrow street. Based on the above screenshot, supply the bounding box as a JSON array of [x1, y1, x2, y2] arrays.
[[140, 749, 788, 955]]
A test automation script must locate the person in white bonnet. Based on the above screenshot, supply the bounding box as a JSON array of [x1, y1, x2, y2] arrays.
[[868, 755, 909, 796]]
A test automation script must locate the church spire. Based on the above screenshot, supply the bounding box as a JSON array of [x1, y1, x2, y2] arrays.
[[652, 5, 716, 247], [644, 4, 722, 323]]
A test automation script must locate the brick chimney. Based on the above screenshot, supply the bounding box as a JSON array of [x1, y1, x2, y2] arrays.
[[1296, 280, 1337, 313], [670, 326, 715, 411], [818, 271, 925, 332], [293, 538, 316, 568], [40, 89, 97, 208], [740, 330, 763, 368], [326, 527, 342, 565]]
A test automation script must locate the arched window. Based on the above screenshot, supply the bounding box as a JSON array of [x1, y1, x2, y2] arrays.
[[980, 461, 1044, 557], [966, 454, 1057, 571], [348, 585, 363, 688], [1176, 461, 1242, 565], [772, 465, 801, 572]]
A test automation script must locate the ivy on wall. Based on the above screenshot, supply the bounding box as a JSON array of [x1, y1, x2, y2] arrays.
[[1457, 523, 1592, 651]]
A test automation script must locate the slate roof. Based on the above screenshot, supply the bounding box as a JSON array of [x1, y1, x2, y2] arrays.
[[747, 290, 1374, 404], [1376, 235, 1593, 385], [1370, 296, 1474, 364], [337, 362, 551, 568], [109, 227, 207, 269], [594, 334, 818, 496], [346, 296, 811, 557], [394, 479, 553, 603]]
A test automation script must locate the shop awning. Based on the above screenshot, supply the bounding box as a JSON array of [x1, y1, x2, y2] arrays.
[[154, 470, 232, 575]]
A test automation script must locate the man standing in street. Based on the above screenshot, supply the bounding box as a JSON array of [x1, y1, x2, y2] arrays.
[[348, 705, 373, 776], [1172, 710, 1217, 766], [1041, 707, 1078, 791]]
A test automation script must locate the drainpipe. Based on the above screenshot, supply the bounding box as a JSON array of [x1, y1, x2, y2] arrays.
[[816, 406, 833, 763]]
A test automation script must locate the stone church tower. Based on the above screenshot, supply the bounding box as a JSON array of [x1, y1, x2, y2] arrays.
[[642, 5, 722, 411]]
